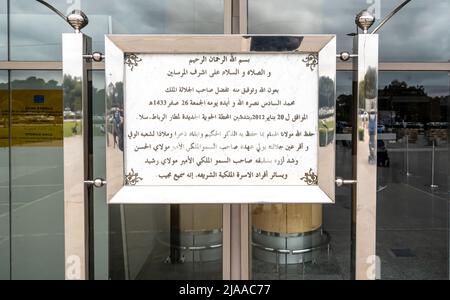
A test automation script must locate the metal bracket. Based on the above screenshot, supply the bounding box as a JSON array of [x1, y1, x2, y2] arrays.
[[337, 51, 358, 61], [83, 52, 105, 62], [84, 178, 107, 188], [335, 177, 357, 187]]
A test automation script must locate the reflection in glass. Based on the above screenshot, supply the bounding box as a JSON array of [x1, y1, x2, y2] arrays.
[[251, 72, 352, 280], [110, 204, 223, 280], [10, 0, 68, 61], [0, 71, 9, 279], [376, 72, 449, 280], [248, 0, 450, 61], [10, 71, 64, 279], [10, 0, 224, 61], [83, 0, 224, 53], [92, 71, 108, 279]]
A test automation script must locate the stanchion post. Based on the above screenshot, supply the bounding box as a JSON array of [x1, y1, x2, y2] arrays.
[[406, 134, 412, 176], [430, 139, 438, 189]]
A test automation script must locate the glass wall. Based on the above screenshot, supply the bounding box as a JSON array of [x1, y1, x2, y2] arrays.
[[247, 1, 356, 280], [248, 0, 450, 61], [9, 0, 224, 61], [83, 0, 224, 53], [10, 71, 64, 279], [376, 72, 449, 279], [0, 71, 9, 280], [80, 0, 223, 280], [10, 0, 68, 61], [110, 204, 223, 280], [5, 0, 225, 280], [92, 71, 108, 279], [247, 0, 450, 280], [1, 0, 448, 280], [0, 0, 6, 60], [249, 72, 352, 280]]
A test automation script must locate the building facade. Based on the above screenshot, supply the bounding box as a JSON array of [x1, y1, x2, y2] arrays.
[[0, 0, 449, 280]]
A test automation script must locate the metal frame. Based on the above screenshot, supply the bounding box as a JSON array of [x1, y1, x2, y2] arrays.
[[352, 33, 379, 280], [103, 34, 336, 205], [62, 33, 93, 280]]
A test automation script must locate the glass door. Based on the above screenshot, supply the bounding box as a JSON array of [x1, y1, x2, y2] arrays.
[[108, 204, 223, 280], [91, 69, 225, 280]]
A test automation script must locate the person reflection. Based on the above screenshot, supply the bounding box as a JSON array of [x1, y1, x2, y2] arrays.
[[112, 108, 120, 147], [117, 110, 124, 152], [111, 107, 124, 151]]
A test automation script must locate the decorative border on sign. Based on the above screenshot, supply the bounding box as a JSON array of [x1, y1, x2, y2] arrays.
[[125, 168, 143, 185], [124, 53, 142, 71], [301, 168, 318, 185], [302, 54, 318, 71]]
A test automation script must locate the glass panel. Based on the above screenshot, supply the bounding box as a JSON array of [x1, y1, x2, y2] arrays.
[[81, 2, 224, 280], [378, 1, 450, 62], [110, 204, 222, 280], [250, 72, 353, 280], [10, 0, 224, 61], [10, 71, 64, 279], [92, 71, 108, 279], [0, 71, 9, 279], [377, 72, 449, 280], [10, 1, 68, 61], [247, 0, 450, 62], [0, 0, 7, 60], [83, 0, 224, 53]]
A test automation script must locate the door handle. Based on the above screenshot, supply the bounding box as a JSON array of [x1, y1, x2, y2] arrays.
[[84, 178, 107, 188]]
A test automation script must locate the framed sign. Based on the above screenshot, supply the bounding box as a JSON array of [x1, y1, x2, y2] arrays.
[[105, 35, 336, 204]]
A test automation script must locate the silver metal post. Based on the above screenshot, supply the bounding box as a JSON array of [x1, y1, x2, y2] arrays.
[[430, 139, 438, 189], [352, 11, 378, 280]]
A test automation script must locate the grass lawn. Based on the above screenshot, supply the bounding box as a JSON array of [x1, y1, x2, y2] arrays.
[[63, 120, 82, 137]]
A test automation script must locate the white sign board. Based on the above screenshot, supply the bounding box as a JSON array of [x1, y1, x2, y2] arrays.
[[105, 35, 336, 204], [124, 53, 318, 187]]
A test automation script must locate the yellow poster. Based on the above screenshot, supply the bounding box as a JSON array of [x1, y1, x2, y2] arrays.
[[9, 89, 63, 147], [0, 90, 8, 148]]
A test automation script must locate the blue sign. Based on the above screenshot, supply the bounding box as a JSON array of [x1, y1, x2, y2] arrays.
[[33, 95, 45, 104]]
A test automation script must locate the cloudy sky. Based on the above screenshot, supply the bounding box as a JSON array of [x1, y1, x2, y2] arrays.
[[248, 0, 450, 62], [1, 0, 224, 60], [1, 0, 448, 62], [0, 0, 448, 96]]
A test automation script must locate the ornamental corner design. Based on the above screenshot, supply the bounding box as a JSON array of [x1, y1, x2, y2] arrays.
[[301, 168, 318, 185], [125, 168, 143, 185], [124, 53, 142, 71], [302, 54, 318, 71]]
